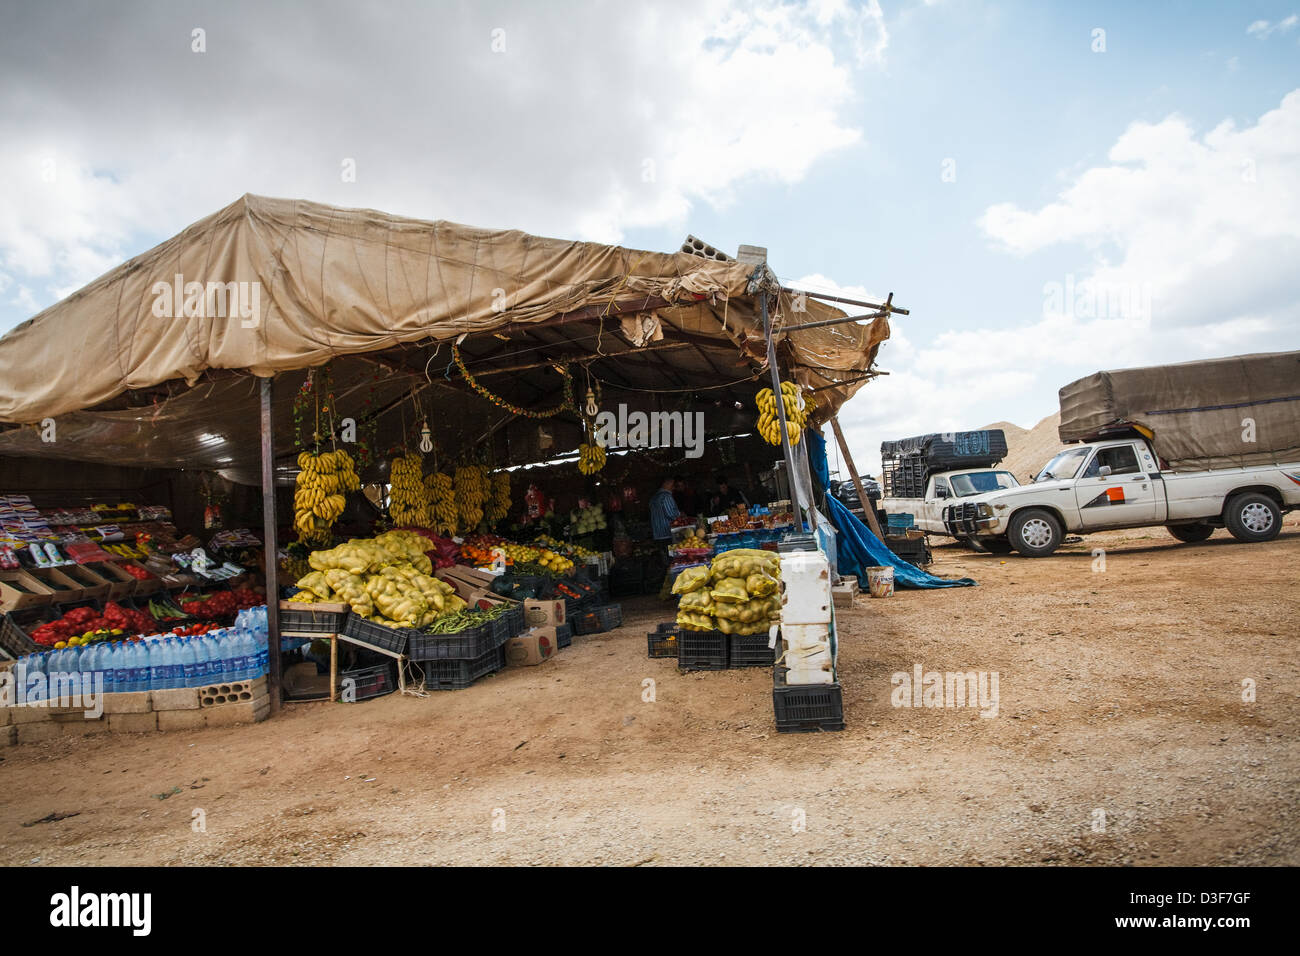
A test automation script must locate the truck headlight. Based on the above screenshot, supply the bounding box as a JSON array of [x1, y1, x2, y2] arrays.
[[976, 503, 994, 518]]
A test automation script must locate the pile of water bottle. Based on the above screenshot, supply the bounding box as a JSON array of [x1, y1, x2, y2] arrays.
[[14, 605, 270, 701]]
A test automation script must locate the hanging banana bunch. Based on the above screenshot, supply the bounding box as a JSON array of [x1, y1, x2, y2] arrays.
[[425, 471, 457, 536], [755, 382, 808, 447], [454, 463, 487, 533], [389, 452, 433, 527], [293, 450, 350, 545], [578, 441, 606, 475], [487, 470, 512, 523]]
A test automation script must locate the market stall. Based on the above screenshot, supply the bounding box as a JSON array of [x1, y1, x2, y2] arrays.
[[0, 194, 901, 722]]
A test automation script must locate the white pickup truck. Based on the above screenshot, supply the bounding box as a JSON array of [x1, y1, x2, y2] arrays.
[[943, 434, 1300, 556], [885, 467, 1021, 537]]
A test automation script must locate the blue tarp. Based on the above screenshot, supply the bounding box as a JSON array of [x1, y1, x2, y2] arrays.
[[809, 430, 975, 589]]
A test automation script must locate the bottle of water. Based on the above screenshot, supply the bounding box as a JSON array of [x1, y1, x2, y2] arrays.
[[219, 630, 238, 682], [179, 639, 199, 688], [158, 638, 176, 689], [244, 628, 260, 679], [28, 652, 48, 702], [112, 642, 131, 693], [147, 640, 167, 692], [86, 642, 105, 693], [200, 633, 223, 683]]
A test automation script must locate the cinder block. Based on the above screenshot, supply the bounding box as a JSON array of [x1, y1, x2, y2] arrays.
[[199, 675, 268, 707], [60, 717, 108, 737], [50, 709, 98, 723], [11, 705, 52, 725], [202, 698, 270, 727], [156, 709, 207, 732], [1, 725, 16, 746], [108, 712, 158, 734], [18, 721, 61, 744], [150, 687, 200, 711], [102, 692, 152, 714], [0, 707, 11, 727]]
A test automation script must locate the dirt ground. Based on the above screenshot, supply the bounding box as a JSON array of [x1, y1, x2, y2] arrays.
[[2, 518, 1297, 867]]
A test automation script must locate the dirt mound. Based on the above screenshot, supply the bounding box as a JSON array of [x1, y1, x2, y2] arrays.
[[986, 412, 1067, 481]]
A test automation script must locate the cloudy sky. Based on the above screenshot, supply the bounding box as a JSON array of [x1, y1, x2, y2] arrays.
[[2, 0, 1298, 474]]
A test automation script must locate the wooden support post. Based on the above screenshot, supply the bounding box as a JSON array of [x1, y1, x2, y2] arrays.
[[830, 416, 886, 541], [259, 376, 283, 715], [329, 635, 338, 703]]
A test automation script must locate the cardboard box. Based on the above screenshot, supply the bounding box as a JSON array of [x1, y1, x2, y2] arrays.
[[0, 570, 57, 611], [465, 589, 516, 612], [524, 598, 565, 627], [506, 628, 557, 666], [24, 566, 85, 602], [57, 564, 111, 603], [86, 561, 138, 601]]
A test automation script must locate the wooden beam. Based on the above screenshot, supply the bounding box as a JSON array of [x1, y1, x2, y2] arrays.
[[259, 376, 282, 716], [830, 415, 886, 540]]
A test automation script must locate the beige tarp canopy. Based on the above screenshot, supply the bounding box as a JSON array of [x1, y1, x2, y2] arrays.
[[1058, 351, 1300, 470], [0, 194, 890, 483]]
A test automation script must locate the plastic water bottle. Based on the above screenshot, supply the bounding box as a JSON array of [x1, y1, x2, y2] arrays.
[[112, 642, 132, 692], [146, 640, 166, 692], [85, 643, 104, 693], [179, 639, 199, 688], [160, 638, 179, 689], [200, 634, 222, 683], [220, 630, 239, 682]]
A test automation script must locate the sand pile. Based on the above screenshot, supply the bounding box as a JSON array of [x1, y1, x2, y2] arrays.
[[985, 412, 1068, 481]]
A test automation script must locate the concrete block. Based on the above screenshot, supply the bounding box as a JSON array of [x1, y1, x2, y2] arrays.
[[203, 697, 270, 727], [0, 707, 11, 727], [59, 717, 108, 737], [156, 709, 207, 732], [199, 675, 268, 707], [11, 705, 52, 725], [150, 687, 200, 711], [17, 721, 61, 744], [102, 692, 152, 714], [1, 725, 16, 746], [108, 712, 158, 734]]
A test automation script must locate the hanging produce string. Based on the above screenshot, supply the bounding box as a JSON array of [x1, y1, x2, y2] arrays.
[[451, 341, 576, 418]]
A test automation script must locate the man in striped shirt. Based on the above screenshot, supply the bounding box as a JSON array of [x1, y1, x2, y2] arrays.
[[649, 476, 680, 557]]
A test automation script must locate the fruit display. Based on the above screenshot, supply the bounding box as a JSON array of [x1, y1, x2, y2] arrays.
[[673, 528, 709, 549], [293, 449, 359, 544], [30, 602, 150, 648], [577, 441, 606, 475], [755, 381, 808, 447], [569, 502, 607, 535], [454, 464, 489, 533], [388, 453, 433, 527], [178, 588, 263, 621], [672, 548, 781, 635], [487, 471, 512, 523], [425, 472, 457, 536], [298, 530, 467, 629], [102, 541, 150, 560]]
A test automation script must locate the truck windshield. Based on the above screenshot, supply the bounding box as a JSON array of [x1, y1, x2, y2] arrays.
[[1035, 447, 1091, 482], [949, 471, 1019, 497]]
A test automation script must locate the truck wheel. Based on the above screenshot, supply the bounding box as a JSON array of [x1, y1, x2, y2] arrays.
[[1224, 493, 1281, 543], [1008, 509, 1062, 557], [1167, 523, 1213, 544]]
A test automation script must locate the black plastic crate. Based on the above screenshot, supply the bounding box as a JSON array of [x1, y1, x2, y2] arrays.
[[555, 622, 573, 650], [417, 644, 506, 691], [342, 614, 411, 655], [571, 603, 623, 636], [677, 628, 728, 671], [728, 632, 776, 668], [279, 604, 348, 634], [486, 604, 525, 647], [0, 606, 44, 657], [407, 622, 492, 661], [339, 661, 396, 702], [647, 624, 680, 659], [772, 665, 844, 732]]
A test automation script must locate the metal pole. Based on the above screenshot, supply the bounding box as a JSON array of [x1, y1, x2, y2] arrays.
[[760, 292, 806, 532], [259, 376, 283, 715], [779, 287, 909, 315]]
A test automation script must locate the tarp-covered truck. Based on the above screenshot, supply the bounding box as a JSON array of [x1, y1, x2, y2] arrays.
[[880, 430, 1020, 541], [943, 351, 1300, 556]]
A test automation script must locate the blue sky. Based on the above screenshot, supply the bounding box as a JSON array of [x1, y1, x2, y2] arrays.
[[2, 0, 1298, 473]]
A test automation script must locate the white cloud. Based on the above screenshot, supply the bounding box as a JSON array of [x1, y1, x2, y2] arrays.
[[1246, 14, 1298, 37], [0, 0, 885, 328]]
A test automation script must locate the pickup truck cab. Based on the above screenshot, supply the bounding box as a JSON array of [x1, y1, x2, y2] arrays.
[[884, 468, 1020, 536], [944, 436, 1300, 556]]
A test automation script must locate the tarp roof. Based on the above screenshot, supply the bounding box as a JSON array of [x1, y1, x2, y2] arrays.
[[0, 195, 890, 483]]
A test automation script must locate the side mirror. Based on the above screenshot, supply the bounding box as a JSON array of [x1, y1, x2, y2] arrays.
[[1098, 465, 1113, 477], [934, 487, 948, 499]]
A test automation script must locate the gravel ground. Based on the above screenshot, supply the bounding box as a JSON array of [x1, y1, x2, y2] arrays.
[[1, 518, 1297, 866]]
